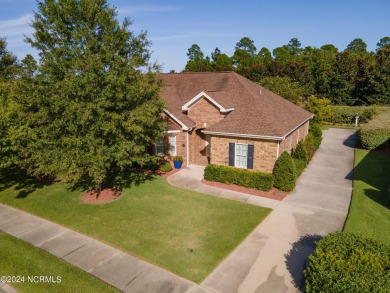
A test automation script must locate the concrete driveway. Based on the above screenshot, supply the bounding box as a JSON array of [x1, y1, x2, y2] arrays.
[[200, 128, 356, 293]]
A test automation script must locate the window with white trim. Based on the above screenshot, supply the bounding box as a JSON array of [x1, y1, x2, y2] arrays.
[[235, 143, 248, 168], [169, 136, 176, 156], [155, 137, 164, 156]]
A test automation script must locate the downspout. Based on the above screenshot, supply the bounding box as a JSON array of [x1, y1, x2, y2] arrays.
[[276, 141, 280, 159]]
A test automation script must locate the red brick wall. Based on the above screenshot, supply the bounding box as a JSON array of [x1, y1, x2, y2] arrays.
[[279, 121, 309, 155], [187, 97, 226, 128]]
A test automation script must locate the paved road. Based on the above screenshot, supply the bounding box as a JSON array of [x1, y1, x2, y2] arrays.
[[0, 128, 355, 293], [201, 128, 356, 293]]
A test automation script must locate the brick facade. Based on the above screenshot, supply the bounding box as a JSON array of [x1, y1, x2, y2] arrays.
[[279, 121, 309, 154], [159, 100, 310, 171], [210, 136, 278, 173], [187, 97, 226, 128]]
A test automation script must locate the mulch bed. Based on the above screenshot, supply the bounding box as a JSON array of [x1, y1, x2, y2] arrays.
[[81, 188, 122, 204], [80, 167, 183, 204], [201, 179, 288, 201]]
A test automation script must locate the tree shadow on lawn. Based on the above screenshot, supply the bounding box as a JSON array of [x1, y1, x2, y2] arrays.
[[364, 188, 390, 209], [353, 150, 390, 209], [0, 166, 156, 199], [69, 169, 156, 193], [0, 166, 54, 199], [285, 234, 323, 292]]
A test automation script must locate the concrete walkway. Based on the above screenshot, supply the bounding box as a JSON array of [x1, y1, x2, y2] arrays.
[[0, 204, 212, 293], [168, 166, 280, 209], [200, 128, 356, 293]]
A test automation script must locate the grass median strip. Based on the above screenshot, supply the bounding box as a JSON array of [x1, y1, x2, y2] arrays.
[[0, 231, 119, 293], [0, 168, 271, 283]]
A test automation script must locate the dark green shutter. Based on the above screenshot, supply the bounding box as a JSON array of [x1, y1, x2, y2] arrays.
[[247, 144, 254, 169], [228, 143, 235, 166]]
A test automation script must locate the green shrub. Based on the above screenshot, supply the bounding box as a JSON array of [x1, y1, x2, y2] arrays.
[[160, 162, 172, 172], [309, 122, 322, 150], [204, 164, 274, 191], [293, 158, 306, 176], [358, 111, 390, 149], [172, 156, 183, 162], [292, 141, 308, 165], [304, 96, 333, 123], [305, 134, 316, 161], [326, 106, 378, 124], [273, 152, 297, 191], [305, 232, 390, 293]]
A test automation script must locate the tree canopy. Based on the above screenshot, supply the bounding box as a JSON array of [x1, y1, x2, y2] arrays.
[[183, 36, 390, 106], [3, 0, 166, 189]]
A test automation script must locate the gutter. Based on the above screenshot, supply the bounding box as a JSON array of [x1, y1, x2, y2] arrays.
[[201, 130, 284, 141]]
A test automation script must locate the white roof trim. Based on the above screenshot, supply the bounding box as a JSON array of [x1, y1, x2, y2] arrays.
[[202, 130, 283, 141], [167, 130, 180, 134], [203, 115, 313, 141], [182, 91, 234, 113], [163, 109, 189, 131]]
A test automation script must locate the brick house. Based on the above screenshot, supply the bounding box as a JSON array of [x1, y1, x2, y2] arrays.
[[155, 72, 313, 173]]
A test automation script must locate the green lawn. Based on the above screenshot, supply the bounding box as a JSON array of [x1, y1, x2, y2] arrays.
[[0, 231, 118, 293], [0, 168, 270, 283], [344, 149, 390, 244]]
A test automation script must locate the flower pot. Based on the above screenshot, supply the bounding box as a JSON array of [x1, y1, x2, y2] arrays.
[[173, 161, 182, 169]]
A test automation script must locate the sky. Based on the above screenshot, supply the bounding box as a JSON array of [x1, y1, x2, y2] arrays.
[[1, 0, 389, 72]]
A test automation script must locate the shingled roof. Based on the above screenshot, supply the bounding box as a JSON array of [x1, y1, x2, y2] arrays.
[[158, 72, 313, 139]]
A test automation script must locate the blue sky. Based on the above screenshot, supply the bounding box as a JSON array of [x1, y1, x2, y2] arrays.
[[1, 0, 389, 72]]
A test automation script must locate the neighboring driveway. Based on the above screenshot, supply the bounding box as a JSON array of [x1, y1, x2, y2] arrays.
[[175, 128, 356, 293]]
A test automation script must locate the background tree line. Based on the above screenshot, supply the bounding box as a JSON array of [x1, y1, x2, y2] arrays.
[[184, 37, 390, 106]]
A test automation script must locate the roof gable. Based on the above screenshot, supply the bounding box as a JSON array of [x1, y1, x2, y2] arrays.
[[157, 72, 313, 137], [182, 91, 234, 113]]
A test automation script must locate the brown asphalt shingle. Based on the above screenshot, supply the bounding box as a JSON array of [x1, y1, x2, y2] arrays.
[[158, 72, 312, 138]]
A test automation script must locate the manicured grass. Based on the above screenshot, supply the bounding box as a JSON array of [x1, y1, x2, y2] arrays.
[[0, 231, 118, 293], [0, 168, 271, 283], [344, 149, 390, 244]]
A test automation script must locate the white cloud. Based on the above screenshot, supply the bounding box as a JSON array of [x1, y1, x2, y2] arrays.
[[0, 14, 34, 37], [118, 5, 177, 15]]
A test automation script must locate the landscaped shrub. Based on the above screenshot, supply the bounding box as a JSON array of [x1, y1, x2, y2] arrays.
[[204, 164, 274, 191], [293, 158, 306, 177], [305, 134, 317, 162], [358, 111, 390, 149], [160, 162, 172, 172], [309, 122, 322, 150], [292, 141, 308, 164], [292, 141, 308, 176], [273, 152, 297, 191], [326, 106, 378, 125], [305, 232, 390, 293]]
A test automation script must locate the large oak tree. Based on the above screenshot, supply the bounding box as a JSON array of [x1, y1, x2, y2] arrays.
[[12, 0, 166, 189]]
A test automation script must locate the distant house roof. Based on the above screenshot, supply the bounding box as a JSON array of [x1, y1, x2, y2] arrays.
[[158, 72, 313, 139]]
